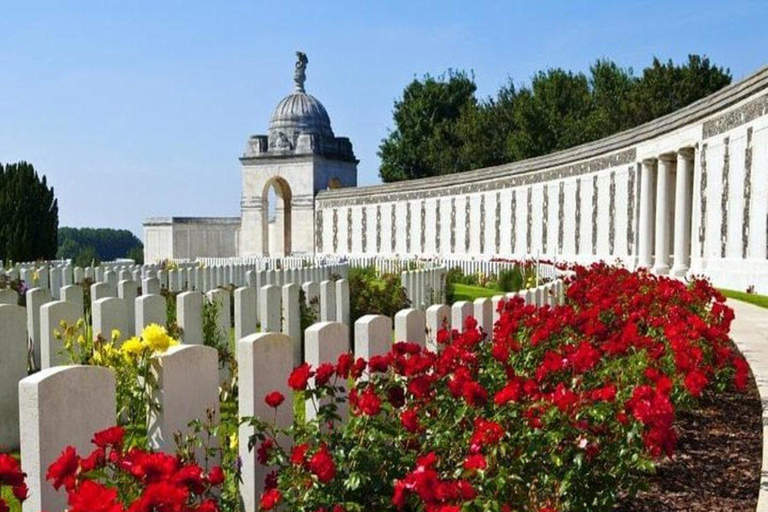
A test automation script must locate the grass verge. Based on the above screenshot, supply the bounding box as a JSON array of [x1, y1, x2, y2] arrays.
[[449, 283, 500, 302], [720, 289, 768, 310]]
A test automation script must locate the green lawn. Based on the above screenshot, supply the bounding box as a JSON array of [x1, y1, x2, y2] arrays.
[[720, 289, 768, 309], [449, 283, 501, 302]]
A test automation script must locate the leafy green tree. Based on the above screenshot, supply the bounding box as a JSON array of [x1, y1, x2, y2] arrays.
[[378, 70, 478, 182], [0, 162, 58, 262], [629, 54, 731, 124], [379, 54, 731, 182], [57, 227, 143, 263]]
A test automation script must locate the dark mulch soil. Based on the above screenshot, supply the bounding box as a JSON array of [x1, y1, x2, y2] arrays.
[[615, 364, 762, 512]]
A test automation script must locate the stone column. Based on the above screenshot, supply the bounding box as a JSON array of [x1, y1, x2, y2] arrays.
[[671, 148, 695, 277], [653, 155, 675, 275], [637, 158, 657, 269]]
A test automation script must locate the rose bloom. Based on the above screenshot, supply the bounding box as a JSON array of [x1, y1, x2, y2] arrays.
[[308, 445, 336, 483], [259, 488, 282, 511], [288, 363, 312, 391], [264, 391, 285, 408]]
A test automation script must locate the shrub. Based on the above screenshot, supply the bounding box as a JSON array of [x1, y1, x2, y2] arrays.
[[497, 266, 524, 292], [348, 266, 410, 323], [249, 264, 746, 512]]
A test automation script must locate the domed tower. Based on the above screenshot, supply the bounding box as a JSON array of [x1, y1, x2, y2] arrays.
[[240, 52, 358, 256]]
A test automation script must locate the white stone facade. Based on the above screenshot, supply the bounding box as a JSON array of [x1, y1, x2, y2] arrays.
[[144, 61, 768, 292]]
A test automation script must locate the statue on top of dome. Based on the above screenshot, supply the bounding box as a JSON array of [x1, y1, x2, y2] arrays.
[[294, 51, 308, 93]]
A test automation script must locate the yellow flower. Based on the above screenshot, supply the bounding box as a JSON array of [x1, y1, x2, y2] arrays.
[[32, 271, 39, 284], [77, 335, 85, 345], [141, 324, 177, 353], [121, 337, 145, 357], [229, 433, 238, 451], [111, 329, 121, 342]]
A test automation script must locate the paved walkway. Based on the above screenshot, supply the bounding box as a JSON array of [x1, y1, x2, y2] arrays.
[[727, 299, 768, 511]]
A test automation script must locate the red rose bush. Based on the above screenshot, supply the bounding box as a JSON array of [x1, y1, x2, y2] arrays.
[[0, 454, 27, 512], [249, 264, 748, 512], [45, 426, 225, 512]]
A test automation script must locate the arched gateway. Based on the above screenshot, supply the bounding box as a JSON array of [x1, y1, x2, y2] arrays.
[[239, 52, 358, 256]]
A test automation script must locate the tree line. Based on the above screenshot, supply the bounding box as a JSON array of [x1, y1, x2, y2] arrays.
[[58, 227, 144, 266], [378, 55, 731, 182]]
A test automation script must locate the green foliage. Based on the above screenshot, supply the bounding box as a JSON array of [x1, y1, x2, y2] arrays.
[[0, 161, 58, 262], [348, 266, 410, 323], [57, 227, 143, 264], [379, 55, 731, 182], [497, 267, 524, 292]]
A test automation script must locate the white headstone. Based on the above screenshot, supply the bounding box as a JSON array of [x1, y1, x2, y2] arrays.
[[320, 280, 336, 322], [305, 322, 349, 422], [234, 287, 257, 346], [20, 366, 115, 512], [354, 314, 392, 360], [0, 288, 17, 305], [206, 289, 231, 344], [118, 280, 137, 337], [259, 285, 281, 333], [40, 300, 81, 369], [281, 283, 301, 365], [451, 301, 473, 332], [148, 345, 219, 454], [178, 291, 203, 345], [0, 304, 27, 451], [394, 308, 426, 347], [335, 278, 350, 326], [92, 297, 129, 344], [26, 287, 52, 370], [238, 333, 293, 511], [135, 294, 167, 334], [425, 304, 450, 352], [473, 298, 493, 337]]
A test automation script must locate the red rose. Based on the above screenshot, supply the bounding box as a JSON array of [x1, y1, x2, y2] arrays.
[[336, 352, 353, 378], [290, 443, 309, 466], [308, 445, 336, 483], [264, 391, 285, 408], [67, 480, 122, 512], [288, 363, 312, 391], [91, 426, 125, 450], [357, 387, 382, 416], [463, 453, 487, 471], [315, 363, 336, 387], [207, 466, 225, 486], [0, 454, 25, 487], [400, 408, 421, 432], [259, 488, 282, 510], [46, 446, 80, 491], [257, 439, 275, 465]]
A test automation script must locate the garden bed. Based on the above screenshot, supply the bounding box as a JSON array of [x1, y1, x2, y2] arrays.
[[616, 349, 761, 511]]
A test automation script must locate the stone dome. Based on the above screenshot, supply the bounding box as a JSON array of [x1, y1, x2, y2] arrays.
[[268, 92, 335, 141]]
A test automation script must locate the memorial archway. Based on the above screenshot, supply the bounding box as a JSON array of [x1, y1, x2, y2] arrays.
[[262, 177, 292, 256]]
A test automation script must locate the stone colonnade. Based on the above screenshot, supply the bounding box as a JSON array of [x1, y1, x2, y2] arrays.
[[637, 148, 695, 276]]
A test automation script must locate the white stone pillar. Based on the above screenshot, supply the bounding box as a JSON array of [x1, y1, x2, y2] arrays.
[[671, 148, 695, 277], [637, 158, 657, 269], [653, 155, 675, 274]]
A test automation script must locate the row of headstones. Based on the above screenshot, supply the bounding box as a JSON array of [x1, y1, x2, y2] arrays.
[[151, 264, 348, 294], [0, 277, 353, 448], [2, 260, 348, 300], [6, 278, 565, 512], [400, 266, 447, 310], [16, 273, 353, 370]]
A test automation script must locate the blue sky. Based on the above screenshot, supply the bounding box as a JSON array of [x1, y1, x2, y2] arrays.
[[1, 0, 767, 239]]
